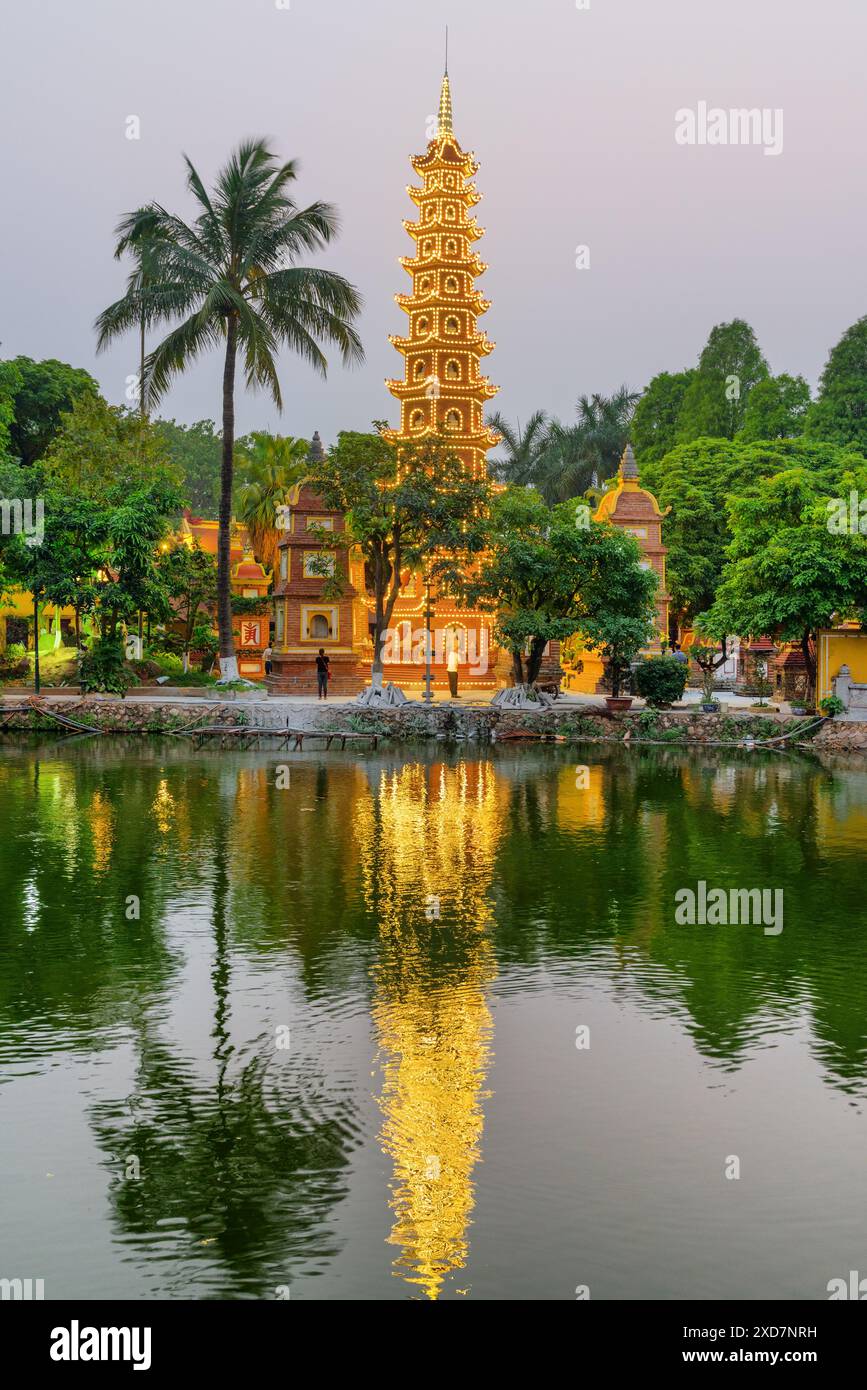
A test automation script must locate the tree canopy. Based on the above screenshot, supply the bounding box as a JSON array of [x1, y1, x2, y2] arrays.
[[459, 487, 657, 688], [699, 464, 867, 703], [676, 319, 769, 440], [307, 427, 492, 683], [806, 315, 867, 455], [3, 356, 99, 466]]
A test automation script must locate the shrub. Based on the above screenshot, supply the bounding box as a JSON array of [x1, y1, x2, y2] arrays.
[[6, 642, 27, 662], [633, 655, 688, 708], [79, 636, 139, 695], [146, 649, 184, 673], [0, 655, 29, 681], [820, 695, 845, 717]]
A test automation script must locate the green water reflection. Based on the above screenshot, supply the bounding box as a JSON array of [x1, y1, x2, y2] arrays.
[[1, 738, 866, 1299]]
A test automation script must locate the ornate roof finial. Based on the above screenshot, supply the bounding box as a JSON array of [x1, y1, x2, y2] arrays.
[[308, 430, 325, 463], [620, 441, 639, 481], [438, 32, 453, 140]]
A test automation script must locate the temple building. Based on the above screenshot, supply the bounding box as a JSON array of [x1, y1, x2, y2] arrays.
[[270, 69, 502, 695], [267, 69, 671, 697], [594, 443, 670, 646], [563, 446, 671, 694]]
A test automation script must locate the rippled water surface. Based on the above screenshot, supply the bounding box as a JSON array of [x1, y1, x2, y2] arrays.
[[2, 737, 867, 1300]]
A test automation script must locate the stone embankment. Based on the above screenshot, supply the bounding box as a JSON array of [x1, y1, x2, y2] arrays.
[[4, 693, 867, 749]]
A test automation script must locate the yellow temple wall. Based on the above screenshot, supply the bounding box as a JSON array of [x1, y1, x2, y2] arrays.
[[818, 628, 867, 702]]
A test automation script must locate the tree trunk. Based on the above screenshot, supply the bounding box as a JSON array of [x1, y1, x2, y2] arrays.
[[511, 649, 524, 685], [216, 318, 238, 682], [525, 636, 548, 686], [33, 592, 41, 695], [801, 629, 816, 707]]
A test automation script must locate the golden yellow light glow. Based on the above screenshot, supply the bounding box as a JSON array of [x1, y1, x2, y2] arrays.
[[354, 759, 505, 1299], [385, 71, 500, 479]]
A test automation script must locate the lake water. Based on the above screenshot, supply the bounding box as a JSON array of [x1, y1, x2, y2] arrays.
[[2, 736, 866, 1301]]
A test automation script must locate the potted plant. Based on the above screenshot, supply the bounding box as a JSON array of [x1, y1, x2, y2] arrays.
[[820, 694, 844, 718], [603, 639, 642, 712], [789, 675, 810, 716], [699, 666, 720, 713]]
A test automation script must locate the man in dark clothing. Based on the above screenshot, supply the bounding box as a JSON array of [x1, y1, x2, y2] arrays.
[[672, 642, 689, 665], [316, 648, 330, 699]]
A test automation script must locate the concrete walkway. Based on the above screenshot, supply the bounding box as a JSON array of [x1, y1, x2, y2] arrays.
[[27, 686, 798, 714]]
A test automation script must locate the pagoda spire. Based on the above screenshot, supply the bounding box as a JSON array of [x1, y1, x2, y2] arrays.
[[438, 31, 453, 141], [437, 71, 453, 140], [620, 441, 639, 481]]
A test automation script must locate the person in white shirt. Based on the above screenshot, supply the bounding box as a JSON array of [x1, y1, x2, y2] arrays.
[[447, 642, 460, 699]]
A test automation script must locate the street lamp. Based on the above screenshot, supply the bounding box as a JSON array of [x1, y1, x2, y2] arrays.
[[419, 572, 433, 706]]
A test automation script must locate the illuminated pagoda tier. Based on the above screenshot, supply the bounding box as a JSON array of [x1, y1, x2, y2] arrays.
[[384, 69, 499, 476], [378, 66, 502, 692]]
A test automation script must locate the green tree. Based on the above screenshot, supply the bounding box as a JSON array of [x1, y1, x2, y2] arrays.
[[3, 472, 104, 690], [95, 139, 363, 681], [700, 466, 867, 706], [157, 540, 218, 669], [737, 373, 811, 442], [806, 315, 867, 455], [677, 320, 769, 440], [307, 427, 492, 692], [235, 431, 308, 570], [460, 488, 656, 690], [632, 370, 696, 464], [641, 437, 852, 632], [95, 477, 181, 640], [0, 360, 23, 463], [4, 357, 99, 466], [154, 418, 222, 515], [43, 394, 177, 502]]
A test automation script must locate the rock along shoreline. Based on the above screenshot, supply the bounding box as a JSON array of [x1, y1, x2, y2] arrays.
[[3, 694, 867, 751]]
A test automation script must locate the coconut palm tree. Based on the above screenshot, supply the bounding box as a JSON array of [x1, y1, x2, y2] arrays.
[[534, 387, 638, 504], [95, 140, 364, 681], [235, 432, 308, 571], [487, 410, 550, 485]]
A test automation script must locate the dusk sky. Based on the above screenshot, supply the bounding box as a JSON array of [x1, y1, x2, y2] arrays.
[[3, 0, 866, 448]]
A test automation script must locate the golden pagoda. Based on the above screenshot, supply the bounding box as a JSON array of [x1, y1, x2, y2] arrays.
[[385, 67, 500, 476]]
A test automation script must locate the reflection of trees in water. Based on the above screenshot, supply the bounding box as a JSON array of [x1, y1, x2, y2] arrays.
[[491, 745, 867, 1092], [0, 743, 190, 1054], [6, 733, 867, 1297], [88, 792, 353, 1297], [355, 760, 502, 1300]]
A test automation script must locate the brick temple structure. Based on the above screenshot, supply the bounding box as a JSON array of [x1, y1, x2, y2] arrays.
[[268, 71, 671, 700]]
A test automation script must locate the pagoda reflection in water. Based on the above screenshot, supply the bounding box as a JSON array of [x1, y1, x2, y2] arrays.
[[355, 758, 504, 1298]]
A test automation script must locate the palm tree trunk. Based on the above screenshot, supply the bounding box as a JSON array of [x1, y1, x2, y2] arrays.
[[139, 314, 146, 423], [217, 318, 238, 681]]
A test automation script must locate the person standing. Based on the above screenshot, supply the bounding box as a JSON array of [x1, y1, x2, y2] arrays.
[[316, 648, 330, 699], [447, 640, 459, 699], [263, 644, 273, 677]]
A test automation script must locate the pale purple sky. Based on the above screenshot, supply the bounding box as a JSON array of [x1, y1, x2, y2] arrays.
[[2, 0, 866, 448]]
